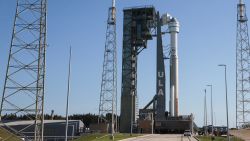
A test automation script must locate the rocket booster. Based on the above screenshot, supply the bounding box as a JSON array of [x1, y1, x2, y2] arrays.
[[169, 17, 180, 117]]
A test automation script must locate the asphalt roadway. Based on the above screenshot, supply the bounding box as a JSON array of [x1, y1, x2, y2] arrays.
[[121, 134, 197, 141]]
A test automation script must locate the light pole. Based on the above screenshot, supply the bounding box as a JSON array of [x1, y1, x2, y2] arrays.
[[65, 47, 72, 141], [207, 84, 214, 136], [204, 89, 208, 135], [218, 64, 230, 141]]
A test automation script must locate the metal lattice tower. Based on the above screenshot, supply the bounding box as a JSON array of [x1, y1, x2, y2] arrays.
[[0, 0, 47, 140], [236, 0, 250, 128], [98, 0, 117, 132]]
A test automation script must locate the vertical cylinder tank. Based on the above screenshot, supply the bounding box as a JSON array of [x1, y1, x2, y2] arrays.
[[169, 18, 180, 117]]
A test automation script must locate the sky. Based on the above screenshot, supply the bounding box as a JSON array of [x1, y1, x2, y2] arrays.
[[0, 0, 246, 128]]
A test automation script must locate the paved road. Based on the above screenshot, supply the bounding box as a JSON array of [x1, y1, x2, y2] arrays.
[[121, 134, 197, 141], [230, 129, 250, 141]]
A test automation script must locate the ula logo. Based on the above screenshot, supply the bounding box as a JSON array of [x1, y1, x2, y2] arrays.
[[158, 72, 164, 96]]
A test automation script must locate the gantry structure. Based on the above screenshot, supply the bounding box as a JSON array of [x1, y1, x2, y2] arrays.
[[120, 6, 156, 133]]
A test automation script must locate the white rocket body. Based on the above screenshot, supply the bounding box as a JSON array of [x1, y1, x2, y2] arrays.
[[162, 15, 179, 117], [170, 85, 175, 117], [161, 13, 180, 117], [169, 18, 179, 117]]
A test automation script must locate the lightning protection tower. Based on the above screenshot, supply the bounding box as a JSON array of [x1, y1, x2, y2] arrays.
[[0, 0, 47, 140], [98, 0, 117, 133], [236, 0, 250, 128]]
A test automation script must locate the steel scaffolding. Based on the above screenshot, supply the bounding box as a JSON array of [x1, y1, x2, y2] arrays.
[[98, 0, 117, 133], [0, 0, 47, 140], [236, 0, 250, 128]]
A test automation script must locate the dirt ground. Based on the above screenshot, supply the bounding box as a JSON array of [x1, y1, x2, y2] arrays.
[[230, 129, 250, 141]]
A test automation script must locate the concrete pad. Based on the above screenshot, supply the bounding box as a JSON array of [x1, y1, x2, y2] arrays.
[[230, 129, 250, 141], [120, 134, 197, 141]]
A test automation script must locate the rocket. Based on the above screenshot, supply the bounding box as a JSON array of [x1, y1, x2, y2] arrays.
[[160, 13, 180, 117], [169, 17, 180, 117]]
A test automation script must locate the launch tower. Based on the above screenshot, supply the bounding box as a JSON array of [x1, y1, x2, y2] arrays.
[[236, 0, 250, 128], [98, 0, 117, 134], [0, 0, 47, 140]]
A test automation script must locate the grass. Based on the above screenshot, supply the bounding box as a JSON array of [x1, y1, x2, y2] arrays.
[[74, 133, 142, 141], [0, 127, 22, 141], [197, 136, 244, 141]]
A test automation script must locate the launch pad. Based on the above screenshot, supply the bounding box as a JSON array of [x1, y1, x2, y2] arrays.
[[120, 6, 194, 133], [138, 109, 194, 133], [154, 116, 193, 133]]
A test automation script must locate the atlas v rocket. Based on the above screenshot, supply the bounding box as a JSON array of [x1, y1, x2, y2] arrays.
[[161, 13, 180, 117]]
